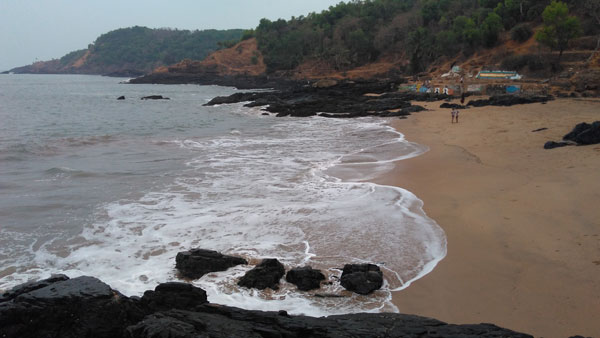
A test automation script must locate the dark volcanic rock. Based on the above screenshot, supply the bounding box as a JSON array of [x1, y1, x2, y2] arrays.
[[285, 266, 326, 291], [563, 121, 600, 145], [440, 102, 467, 109], [467, 95, 553, 107], [238, 258, 285, 290], [0, 276, 144, 338], [0, 273, 69, 302], [175, 248, 247, 279], [130, 72, 299, 90], [141, 282, 208, 312], [544, 141, 571, 149], [203, 80, 443, 119], [340, 264, 383, 295], [0, 275, 533, 338], [117, 95, 125, 100], [126, 307, 533, 338], [141, 95, 170, 100]]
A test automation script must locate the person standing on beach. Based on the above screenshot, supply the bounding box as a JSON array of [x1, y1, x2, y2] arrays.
[[455, 109, 460, 123], [451, 109, 456, 123]]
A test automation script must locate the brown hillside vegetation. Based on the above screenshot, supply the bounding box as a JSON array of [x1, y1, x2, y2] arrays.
[[156, 38, 266, 76]]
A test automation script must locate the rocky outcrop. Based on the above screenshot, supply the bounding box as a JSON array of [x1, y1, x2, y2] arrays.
[[0, 275, 534, 338], [545, 121, 600, 149], [203, 80, 443, 118], [141, 95, 170, 100], [0, 276, 145, 338], [175, 248, 247, 279], [544, 141, 571, 149], [139, 282, 208, 312], [440, 103, 467, 109], [563, 121, 600, 145], [285, 266, 326, 291], [340, 264, 384, 295], [467, 95, 554, 107], [237, 258, 286, 290]]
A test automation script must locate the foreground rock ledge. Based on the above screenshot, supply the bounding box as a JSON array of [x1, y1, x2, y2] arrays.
[[0, 275, 533, 338]]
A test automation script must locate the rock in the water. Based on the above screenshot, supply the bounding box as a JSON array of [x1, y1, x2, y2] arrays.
[[117, 95, 125, 100], [286, 266, 326, 291], [544, 141, 571, 149], [563, 121, 600, 145], [141, 95, 170, 100], [175, 248, 247, 279], [0, 275, 534, 338], [237, 258, 285, 290], [340, 264, 383, 295]]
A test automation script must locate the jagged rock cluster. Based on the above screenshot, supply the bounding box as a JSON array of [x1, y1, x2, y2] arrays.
[[544, 121, 600, 149], [175, 248, 381, 295], [204, 80, 448, 118], [467, 95, 554, 107], [0, 275, 533, 338]]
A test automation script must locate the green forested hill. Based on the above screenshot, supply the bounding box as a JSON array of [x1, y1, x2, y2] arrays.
[[251, 0, 598, 73], [11, 26, 244, 76]]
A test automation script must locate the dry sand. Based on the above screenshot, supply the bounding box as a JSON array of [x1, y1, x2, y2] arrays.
[[377, 98, 600, 338]]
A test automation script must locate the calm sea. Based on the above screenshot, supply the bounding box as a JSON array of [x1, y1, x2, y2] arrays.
[[0, 74, 445, 315]]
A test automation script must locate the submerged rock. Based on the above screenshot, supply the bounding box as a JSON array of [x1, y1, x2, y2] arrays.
[[285, 266, 326, 291], [0, 275, 534, 338], [141, 95, 170, 100], [340, 264, 383, 295], [175, 248, 247, 279], [237, 258, 285, 290]]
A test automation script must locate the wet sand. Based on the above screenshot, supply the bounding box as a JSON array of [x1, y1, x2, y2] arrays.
[[377, 98, 600, 337]]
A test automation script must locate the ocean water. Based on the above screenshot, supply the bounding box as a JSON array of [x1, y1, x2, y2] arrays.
[[0, 74, 446, 315]]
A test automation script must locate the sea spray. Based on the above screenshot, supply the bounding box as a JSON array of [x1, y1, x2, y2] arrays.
[[0, 75, 446, 315]]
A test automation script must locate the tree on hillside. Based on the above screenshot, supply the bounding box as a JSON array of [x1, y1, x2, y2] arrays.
[[584, 0, 600, 64], [535, 1, 581, 63]]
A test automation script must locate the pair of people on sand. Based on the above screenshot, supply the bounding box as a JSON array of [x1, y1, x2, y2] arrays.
[[451, 108, 460, 123]]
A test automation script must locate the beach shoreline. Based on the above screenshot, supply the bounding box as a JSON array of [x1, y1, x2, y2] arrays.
[[377, 98, 600, 337]]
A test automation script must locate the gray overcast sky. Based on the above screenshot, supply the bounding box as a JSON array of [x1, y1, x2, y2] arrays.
[[0, 0, 342, 71]]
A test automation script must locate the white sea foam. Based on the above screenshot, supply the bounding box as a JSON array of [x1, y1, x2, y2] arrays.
[[0, 104, 446, 316]]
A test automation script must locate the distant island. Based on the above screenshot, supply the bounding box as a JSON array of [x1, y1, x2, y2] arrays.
[[6, 26, 245, 77]]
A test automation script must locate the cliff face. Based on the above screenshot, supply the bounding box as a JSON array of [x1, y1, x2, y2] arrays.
[[129, 38, 298, 89], [0, 275, 533, 338], [8, 26, 245, 77]]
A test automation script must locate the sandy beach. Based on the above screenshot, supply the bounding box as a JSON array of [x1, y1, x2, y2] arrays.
[[379, 98, 600, 337]]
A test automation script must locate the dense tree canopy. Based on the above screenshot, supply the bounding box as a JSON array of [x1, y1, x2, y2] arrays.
[[252, 0, 590, 74], [535, 1, 581, 58], [71, 26, 244, 73]]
